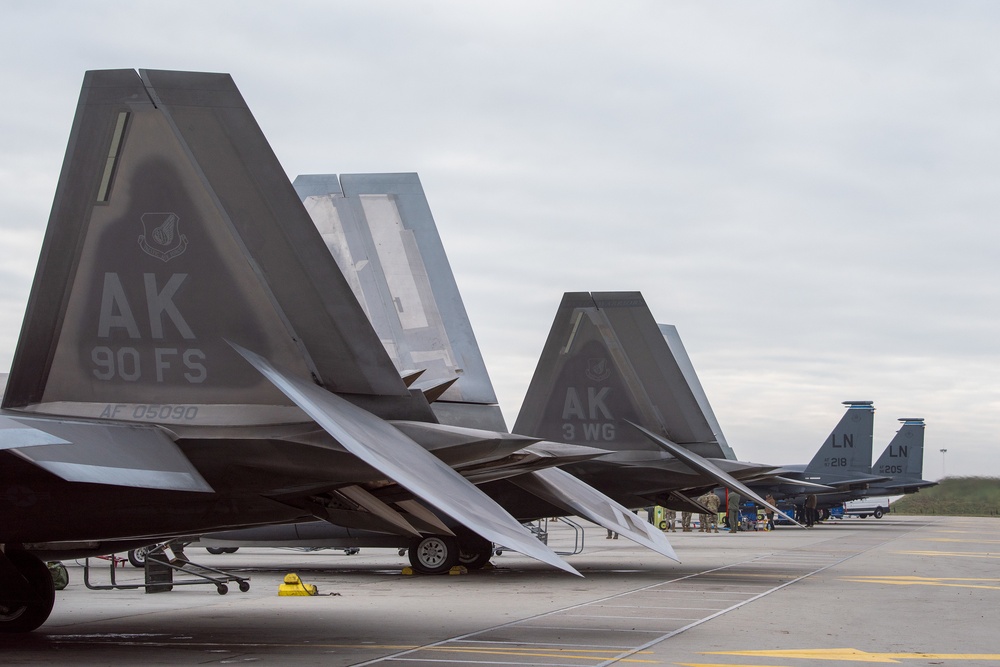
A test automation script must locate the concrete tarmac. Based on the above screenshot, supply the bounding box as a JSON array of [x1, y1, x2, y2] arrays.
[[1, 515, 997, 666]]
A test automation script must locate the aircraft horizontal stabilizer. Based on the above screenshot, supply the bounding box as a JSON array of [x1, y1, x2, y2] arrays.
[[512, 467, 679, 562], [0, 416, 70, 450], [456, 441, 612, 485], [627, 421, 801, 527], [828, 475, 893, 489], [4, 416, 212, 492], [230, 342, 580, 576], [389, 421, 543, 470], [881, 480, 937, 492], [753, 475, 836, 492]]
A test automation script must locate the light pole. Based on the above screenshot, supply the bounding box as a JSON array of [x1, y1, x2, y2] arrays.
[[940, 448, 948, 479]]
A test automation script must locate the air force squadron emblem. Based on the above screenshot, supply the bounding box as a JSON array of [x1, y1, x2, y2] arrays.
[[585, 358, 611, 382], [139, 212, 188, 262]]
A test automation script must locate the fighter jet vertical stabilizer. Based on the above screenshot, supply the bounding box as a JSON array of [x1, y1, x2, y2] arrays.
[[294, 173, 506, 432], [873, 418, 936, 494], [513, 292, 734, 460], [803, 401, 877, 484]]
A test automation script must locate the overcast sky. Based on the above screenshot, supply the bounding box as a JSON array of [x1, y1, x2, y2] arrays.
[[1, 1, 997, 479]]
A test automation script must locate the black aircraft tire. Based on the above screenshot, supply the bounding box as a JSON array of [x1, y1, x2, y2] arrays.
[[0, 552, 55, 633], [408, 535, 459, 575], [128, 546, 151, 568], [457, 536, 493, 571], [859, 514, 868, 519], [873, 507, 884, 519], [205, 547, 228, 555]]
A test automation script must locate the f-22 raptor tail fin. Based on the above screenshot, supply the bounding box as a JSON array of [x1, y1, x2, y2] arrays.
[[4, 70, 414, 425], [513, 292, 735, 460], [293, 173, 505, 431]]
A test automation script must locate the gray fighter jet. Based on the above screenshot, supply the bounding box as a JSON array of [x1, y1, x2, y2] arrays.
[[746, 401, 903, 513], [307, 178, 789, 521], [196, 177, 792, 569], [261, 174, 680, 570], [0, 69, 597, 632], [779, 417, 936, 511], [507, 293, 789, 513]]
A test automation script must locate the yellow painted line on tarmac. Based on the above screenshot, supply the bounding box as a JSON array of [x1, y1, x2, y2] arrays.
[[933, 529, 985, 534], [700, 648, 898, 662], [919, 538, 1000, 545], [841, 575, 1000, 590], [699, 648, 1000, 663], [894, 550, 1000, 559]]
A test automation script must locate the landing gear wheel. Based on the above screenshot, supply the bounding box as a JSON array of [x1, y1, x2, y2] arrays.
[[408, 535, 459, 575], [0, 552, 55, 633], [128, 544, 158, 568], [873, 507, 884, 519], [457, 536, 493, 571]]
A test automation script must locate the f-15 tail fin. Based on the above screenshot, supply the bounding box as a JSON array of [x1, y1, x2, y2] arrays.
[[513, 292, 735, 459], [4, 70, 412, 424], [873, 418, 936, 492], [804, 401, 876, 476]]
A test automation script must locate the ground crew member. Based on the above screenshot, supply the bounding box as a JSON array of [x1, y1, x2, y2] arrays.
[[681, 511, 692, 532], [764, 494, 776, 530], [697, 493, 710, 533], [704, 491, 721, 532], [727, 491, 741, 534], [664, 509, 677, 532], [805, 493, 818, 527]]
